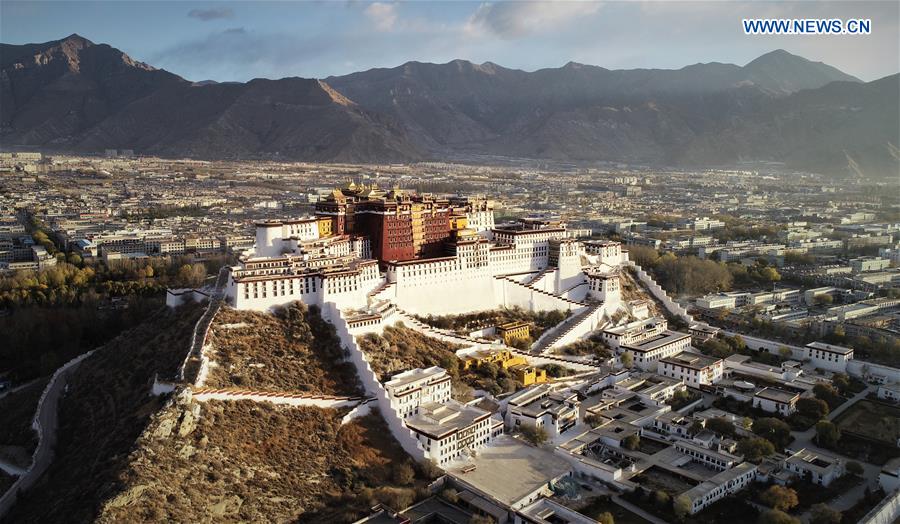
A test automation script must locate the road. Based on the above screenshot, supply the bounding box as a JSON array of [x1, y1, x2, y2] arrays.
[[789, 385, 882, 520], [0, 352, 93, 518]]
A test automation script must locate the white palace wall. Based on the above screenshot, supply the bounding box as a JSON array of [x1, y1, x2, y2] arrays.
[[320, 302, 427, 462]]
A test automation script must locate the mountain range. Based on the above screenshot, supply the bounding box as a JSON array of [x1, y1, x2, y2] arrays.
[[1, 34, 898, 176]]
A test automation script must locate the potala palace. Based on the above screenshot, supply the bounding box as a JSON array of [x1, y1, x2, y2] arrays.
[[225, 184, 628, 325]]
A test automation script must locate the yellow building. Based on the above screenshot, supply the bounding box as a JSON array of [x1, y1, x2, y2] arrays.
[[497, 321, 531, 345], [510, 365, 548, 386], [461, 348, 527, 371]]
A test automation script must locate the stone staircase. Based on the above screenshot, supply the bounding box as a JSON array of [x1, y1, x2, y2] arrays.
[[533, 302, 604, 354], [501, 276, 587, 308]]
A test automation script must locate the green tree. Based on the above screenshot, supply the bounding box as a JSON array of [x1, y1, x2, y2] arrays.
[[752, 418, 792, 449], [737, 437, 775, 462], [596, 512, 614, 524], [796, 398, 830, 420], [809, 503, 842, 524], [815, 421, 841, 448], [519, 426, 548, 446], [652, 490, 670, 507], [620, 351, 634, 369], [758, 509, 800, 524], [623, 434, 640, 451], [706, 417, 736, 437], [813, 383, 843, 409], [760, 485, 799, 511], [673, 494, 692, 521]]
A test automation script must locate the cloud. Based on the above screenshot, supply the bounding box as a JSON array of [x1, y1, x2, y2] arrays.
[[364, 2, 398, 32], [466, 1, 601, 39], [188, 7, 234, 21]]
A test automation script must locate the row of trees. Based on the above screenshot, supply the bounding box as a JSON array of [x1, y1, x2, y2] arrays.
[[627, 246, 782, 297], [0, 259, 209, 308]]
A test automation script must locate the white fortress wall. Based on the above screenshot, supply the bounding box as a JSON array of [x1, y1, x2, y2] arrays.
[[320, 302, 427, 461], [494, 277, 583, 312], [625, 261, 694, 324]]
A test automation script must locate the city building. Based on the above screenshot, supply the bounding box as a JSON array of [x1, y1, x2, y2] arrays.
[[505, 385, 580, 437], [659, 351, 724, 387], [752, 388, 799, 416], [783, 448, 845, 487], [385, 367, 452, 419]]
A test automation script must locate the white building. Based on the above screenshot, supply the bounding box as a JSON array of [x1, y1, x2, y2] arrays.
[[600, 317, 668, 350], [659, 351, 724, 387], [621, 330, 692, 372], [406, 400, 498, 466], [385, 366, 452, 419], [784, 448, 845, 487], [752, 387, 799, 416], [505, 385, 580, 437], [683, 462, 757, 514], [805, 342, 854, 373]]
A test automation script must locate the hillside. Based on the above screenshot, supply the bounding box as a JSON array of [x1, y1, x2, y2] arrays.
[[95, 399, 433, 522], [0, 35, 421, 162], [204, 303, 362, 395], [2, 303, 204, 523], [2, 34, 897, 175]]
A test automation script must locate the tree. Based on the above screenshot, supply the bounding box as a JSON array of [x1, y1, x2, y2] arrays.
[[706, 417, 736, 437], [814, 294, 834, 306], [809, 503, 842, 524], [673, 494, 692, 520], [815, 420, 841, 448], [758, 509, 800, 524], [752, 418, 792, 449], [653, 490, 670, 507], [623, 434, 640, 451], [778, 346, 793, 359], [796, 398, 830, 420], [520, 425, 548, 446], [831, 374, 851, 394], [597, 512, 615, 524], [812, 383, 842, 409], [760, 485, 799, 511], [737, 437, 775, 462], [440, 488, 459, 503], [392, 461, 416, 486], [846, 461, 864, 476], [620, 351, 634, 369]]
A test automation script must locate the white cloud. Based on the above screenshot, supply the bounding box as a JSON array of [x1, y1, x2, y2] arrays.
[[465, 1, 601, 39], [365, 2, 398, 32]]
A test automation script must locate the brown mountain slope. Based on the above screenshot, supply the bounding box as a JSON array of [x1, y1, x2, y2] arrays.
[[0, 35, 421, 162]]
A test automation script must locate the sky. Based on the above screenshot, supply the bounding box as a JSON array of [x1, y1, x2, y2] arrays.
[[2, 1, 898, 82]]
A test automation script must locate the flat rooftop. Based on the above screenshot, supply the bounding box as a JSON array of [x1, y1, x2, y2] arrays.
[[384, 366, 446, 390], [754, 387, 799, 403], [446, 435, 572, 507], [806, 341, 854, 355], [660, 351, 722, 370], [406, 401, 490, 440], [622, 330, 690, 353]]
